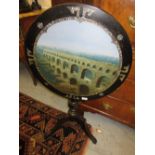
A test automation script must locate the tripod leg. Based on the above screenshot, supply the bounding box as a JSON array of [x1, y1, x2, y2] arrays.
[[45, 117, 70, 140], [82, 120, 97, 144], [46, 116, 97, 144], [69, 116, 97, 144], [67, 100, 97, 143]]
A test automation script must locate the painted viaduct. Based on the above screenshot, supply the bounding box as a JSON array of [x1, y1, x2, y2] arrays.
[[42, 48, 119, 96]]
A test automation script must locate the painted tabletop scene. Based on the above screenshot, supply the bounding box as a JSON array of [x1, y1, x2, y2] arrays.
[[34, 19, 122, 96]]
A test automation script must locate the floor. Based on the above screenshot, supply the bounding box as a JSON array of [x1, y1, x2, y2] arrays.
[[19, 62, 135, 155]]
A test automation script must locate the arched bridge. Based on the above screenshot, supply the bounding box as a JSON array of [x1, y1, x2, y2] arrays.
[[42, 48, 119, 96]]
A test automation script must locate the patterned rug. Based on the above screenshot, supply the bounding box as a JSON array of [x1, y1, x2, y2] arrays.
[[19, 93, 90, 155]]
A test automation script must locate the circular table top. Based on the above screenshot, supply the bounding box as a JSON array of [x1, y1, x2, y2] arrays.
[[25, 3, 132, 101]]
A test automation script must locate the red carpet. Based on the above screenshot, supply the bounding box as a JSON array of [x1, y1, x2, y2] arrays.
[[19, 93, 89, 155]]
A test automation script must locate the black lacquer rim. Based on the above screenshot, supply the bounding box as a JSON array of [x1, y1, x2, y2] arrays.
[[25, 3, 132, 101]]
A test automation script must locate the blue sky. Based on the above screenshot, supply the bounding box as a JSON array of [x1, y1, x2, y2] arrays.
[[37, 20, 120, 58]]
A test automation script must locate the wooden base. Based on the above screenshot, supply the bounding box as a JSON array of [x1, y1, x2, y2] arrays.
[[48, 100, 97, 144]]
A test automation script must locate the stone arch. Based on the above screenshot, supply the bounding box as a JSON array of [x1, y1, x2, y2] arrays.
[[71, 64, 79, 73], [92, 65, 96, 69], [63, 72, 68, 79], [57, 68, 61, 74], [63, 61, 69, 69], [96, 76, 109, 87], [57, 59, 61, 65], [81, 69, 93, 80], [87, 63, 90, 67], [79, 84, 89, 95], [105, 69, 110, 73], [99, 67, 103, 71], [70, 78, 77, 85], [52, 57, 55, 62]]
